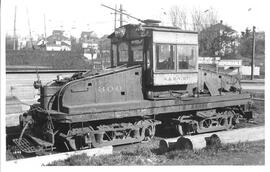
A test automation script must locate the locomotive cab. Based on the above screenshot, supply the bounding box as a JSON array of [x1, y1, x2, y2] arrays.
[[109, 23, 199, 99]]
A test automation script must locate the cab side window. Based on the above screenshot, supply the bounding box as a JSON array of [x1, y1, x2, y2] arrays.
[[177, 45, 197, 70], [131, 39, 143, 62], [118, 42, 129, 62], [112, 44, 118, 66], [156, 44, 176, 70]]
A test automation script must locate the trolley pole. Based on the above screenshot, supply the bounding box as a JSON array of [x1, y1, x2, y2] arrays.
[[251, 26, 256, 80]]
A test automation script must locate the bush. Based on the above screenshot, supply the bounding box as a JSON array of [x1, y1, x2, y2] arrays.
[[6, 50, 92, 70]]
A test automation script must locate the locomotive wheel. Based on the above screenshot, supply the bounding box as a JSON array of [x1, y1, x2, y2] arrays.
[[218, 117, 227, 126], [202, 119, 212, 128], [143, 125, 156, 141], [195, 110, 236, 133], [223, 111, 234, 130]]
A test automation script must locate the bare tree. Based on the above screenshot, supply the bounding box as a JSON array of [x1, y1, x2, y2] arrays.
[[191, 7, 218, 31], [169, 5, 218, 31], [204, 7, 218, 27], [191, 8, 204, 31], [169, 5, 188, 30]]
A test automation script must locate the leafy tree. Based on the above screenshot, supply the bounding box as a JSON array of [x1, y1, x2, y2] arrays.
[[199, 22, 237, 58], [6, 35, 17, 50], [237, 29, 265, 58], [98, 35, 111, 67], [237, 28, 252, 58], [70, 36, 82, 53], [255, 37, 265, 55]]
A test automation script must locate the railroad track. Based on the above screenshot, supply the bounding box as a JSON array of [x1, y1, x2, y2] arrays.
[[241, 79, 265, 92], [252, 98, 264, 102]]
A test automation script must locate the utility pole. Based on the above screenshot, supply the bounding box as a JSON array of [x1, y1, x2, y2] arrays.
[[119, 4, 123, 26], [114, 4, 117, 30], [13, 6, 17, 50], [26, 7, 33, 49], [218, 20, 223, 57], [251, 26, 256, 80], [44, 14, 47, 39]]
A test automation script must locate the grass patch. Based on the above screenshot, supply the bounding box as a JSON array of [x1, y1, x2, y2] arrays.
[[48, 146, 159, 166], [235, 91, 264, 129], [163, 141, 264, 165], [252, 100, 265, 116], [47, 140, 264, 166]]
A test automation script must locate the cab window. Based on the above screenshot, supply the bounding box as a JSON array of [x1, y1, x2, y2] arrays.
[[156, 44, 176, 70], [131, 39, 143, 62], [118, 42, 128, 62], [112, 44, 117, 66], [177, 45, 197, 70]]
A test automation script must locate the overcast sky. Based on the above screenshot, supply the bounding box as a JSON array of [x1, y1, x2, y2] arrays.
[[3, 0, 269, 38]]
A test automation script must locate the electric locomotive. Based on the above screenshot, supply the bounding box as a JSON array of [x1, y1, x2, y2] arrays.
[[13, 20, 253, 154]]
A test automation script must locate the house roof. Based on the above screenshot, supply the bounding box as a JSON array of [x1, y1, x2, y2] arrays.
[[46, 30, 69, 43], [53, 30, 64, 35], [47, 34, 69, 41], [61, 41, 71, 46], [210, 22, 236, 33], [46, 41, 71, 47], [37, 40, 48, 46], [81, 31, 93, 36]]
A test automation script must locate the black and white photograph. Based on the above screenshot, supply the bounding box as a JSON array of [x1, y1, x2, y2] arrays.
[[0, 0, 268, 169]]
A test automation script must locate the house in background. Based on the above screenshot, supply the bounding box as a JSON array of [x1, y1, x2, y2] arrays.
[[80, 31, 98, 60], [36, 38, 47, 50], [17, 37, 27, 50], [46, 30, 71, 51]]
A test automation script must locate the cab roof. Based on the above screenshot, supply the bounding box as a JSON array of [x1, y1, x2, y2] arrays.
[[108, 24, 197, 40]]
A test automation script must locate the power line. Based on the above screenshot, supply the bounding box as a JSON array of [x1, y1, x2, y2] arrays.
[[101, 4, 144, 23]]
